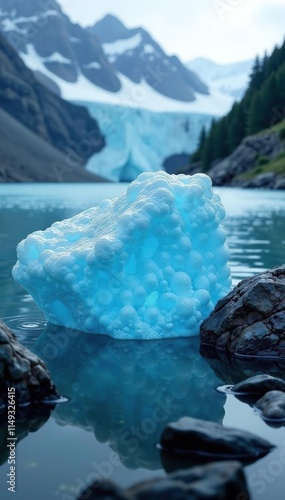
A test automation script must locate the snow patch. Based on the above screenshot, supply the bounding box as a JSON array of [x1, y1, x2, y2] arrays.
[[1, 18, 24, 33], [84, 61, 101, 69], [44, 52, 71, 64], [102, 33, 142, 56], [144, 44, 155, 54]]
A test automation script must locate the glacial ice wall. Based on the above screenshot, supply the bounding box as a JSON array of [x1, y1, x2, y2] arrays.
[[13, 172, 231, 339], [83, 101, 214, 181]]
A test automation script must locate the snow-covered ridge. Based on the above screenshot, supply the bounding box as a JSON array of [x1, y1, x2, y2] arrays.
[[0, 9, 59, 33], [187, 57, 253, 101], [21, 44, 232, 114]]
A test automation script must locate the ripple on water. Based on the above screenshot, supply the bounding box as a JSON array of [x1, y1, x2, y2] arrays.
[[1, 315, 46, 347]]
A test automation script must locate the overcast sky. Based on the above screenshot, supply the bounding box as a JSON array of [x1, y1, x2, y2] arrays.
[[58, 0, 285, 64]]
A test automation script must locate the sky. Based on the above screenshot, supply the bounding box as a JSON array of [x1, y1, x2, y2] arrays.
[[58, 0, 285, 64]]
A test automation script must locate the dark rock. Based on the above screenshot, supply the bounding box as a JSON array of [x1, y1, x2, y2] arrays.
[[160, 417, 274, 460], [232, 374, 285, 395], [0, 106, 105, 183], [274, 177, 285, 189], [78, 462, 250, 500], [200, 265, 285, 357], [256, 391, 285, 422], [0, 319, 60, 406], [33, 70, 61, 96], [0, 32, 106, 182], [163, 153, 191, 174], [206, 131, 284, 188]]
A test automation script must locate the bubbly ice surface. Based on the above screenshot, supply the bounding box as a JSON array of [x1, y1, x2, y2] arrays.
[[13, 171, 231, 339]]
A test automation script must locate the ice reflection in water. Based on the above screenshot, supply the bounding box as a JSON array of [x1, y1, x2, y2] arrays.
[[34, 326, 226, 470]]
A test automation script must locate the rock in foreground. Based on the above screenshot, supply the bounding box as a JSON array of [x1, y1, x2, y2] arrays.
[[256, 391, 285, 422], [232, 374, 285, 395], [0, 320, 59, 407], [13, 172, 231, 339], [200, 265, 285, 357], [78, 462, 250, 499], [160, 417, 274, 460]]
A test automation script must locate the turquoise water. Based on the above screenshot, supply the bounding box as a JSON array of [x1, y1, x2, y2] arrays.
[[1, 184, 285, 499]]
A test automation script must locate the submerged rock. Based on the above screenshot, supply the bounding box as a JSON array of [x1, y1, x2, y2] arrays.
[[160, 417, 274, 460], [232, 374, 285, 395], [0, 319, 59, 407], [77, 462, 250, 499], [13, 171, 231, 339], [200, 265, 285, 357], [256, 391, 285, 422]]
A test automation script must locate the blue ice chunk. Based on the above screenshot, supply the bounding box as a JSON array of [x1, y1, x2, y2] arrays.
[[13, 171, 231, 339]]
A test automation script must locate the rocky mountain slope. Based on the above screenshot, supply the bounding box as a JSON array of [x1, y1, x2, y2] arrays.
[[0, 1, 211, 107], [0, 0, 120, 92], [206, 124, 285, 189], [0, 32, 105, 182], [90, 14, 209, 102], [0, 107, 105, 182]]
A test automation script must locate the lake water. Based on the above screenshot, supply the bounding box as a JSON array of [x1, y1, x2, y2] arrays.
[[1, 183, 285, 500]]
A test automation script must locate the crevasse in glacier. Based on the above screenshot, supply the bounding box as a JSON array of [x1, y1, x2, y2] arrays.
[[13, 171, 231, 339]]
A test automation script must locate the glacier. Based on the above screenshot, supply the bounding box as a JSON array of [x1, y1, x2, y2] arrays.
[[13, 171, 231, 339], [83, 101, 214, 181]]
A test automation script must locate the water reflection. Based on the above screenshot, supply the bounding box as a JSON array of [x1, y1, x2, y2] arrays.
[[0, 405, 54, 466], [201, 345, 285, 385], [34, 326, 225, 470]]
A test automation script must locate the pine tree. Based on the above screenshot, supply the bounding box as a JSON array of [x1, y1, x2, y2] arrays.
[[191, 36, 285, 165], [259, 74, 279, 129], [228, 105, 246, 150], [202, 120, 216, 170], [191, 125, 206, 162], [247, 91, 263, 134], [213, 118, 229, 159], [249, 56, 263, 90]]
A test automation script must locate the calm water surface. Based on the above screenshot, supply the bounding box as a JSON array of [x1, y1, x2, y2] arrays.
[[1, 184, 285, 500]]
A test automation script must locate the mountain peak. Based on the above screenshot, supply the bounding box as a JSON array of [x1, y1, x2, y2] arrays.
[[91, 14, 132, 43]]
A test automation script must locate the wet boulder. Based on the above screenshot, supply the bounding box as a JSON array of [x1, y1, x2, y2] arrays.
[[232, 374, 285, 395], [256, 391, 285, 422], [78, 461, 250, 499], [160, 417, 274, 461], [200, 265, 285, 357], [0, 319, 60, 407]]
